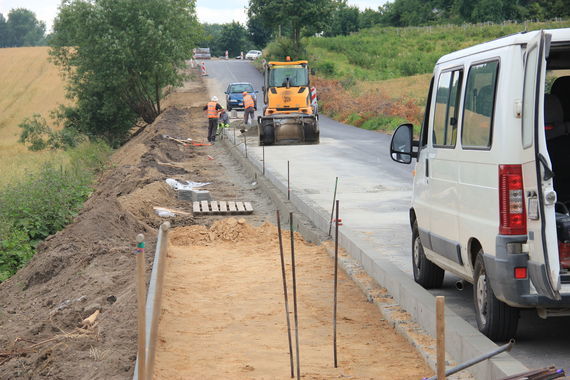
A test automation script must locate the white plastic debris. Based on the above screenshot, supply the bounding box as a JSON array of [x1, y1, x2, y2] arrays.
[[165, 178, 210, 191], [154, 207, 176, 217]]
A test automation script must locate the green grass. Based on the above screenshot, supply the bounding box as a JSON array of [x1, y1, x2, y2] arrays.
[[0, 141, 111, 281], [307, 20, 570, 81]]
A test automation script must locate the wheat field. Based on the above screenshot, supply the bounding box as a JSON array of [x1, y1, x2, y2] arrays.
[[0, 47, 68, 186]]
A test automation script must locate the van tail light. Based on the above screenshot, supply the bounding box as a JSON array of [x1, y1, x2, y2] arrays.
[[499, 165, 527, 235], [559, 242, 570, 269], [514, 267, 527, 279]]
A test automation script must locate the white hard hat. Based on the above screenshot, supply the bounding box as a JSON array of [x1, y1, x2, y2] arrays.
[[211, 96, 218, 102]]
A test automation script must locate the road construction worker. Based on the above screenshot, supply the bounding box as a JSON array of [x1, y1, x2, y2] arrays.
[[219, 107, 230, 127], [203, 96, 222, 143], [243, 91, 256, 126]]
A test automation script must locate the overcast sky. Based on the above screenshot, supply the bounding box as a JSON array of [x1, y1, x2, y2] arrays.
[[0, 0, 388, 32]]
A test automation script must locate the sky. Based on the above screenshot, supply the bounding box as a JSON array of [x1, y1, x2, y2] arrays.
[[0, 0, 389, 32]]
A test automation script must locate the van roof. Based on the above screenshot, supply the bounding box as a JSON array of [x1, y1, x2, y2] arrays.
[[437, 28, 570, 65]]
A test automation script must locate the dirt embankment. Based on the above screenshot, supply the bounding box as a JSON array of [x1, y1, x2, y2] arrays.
[[0, 74, 272, 379]]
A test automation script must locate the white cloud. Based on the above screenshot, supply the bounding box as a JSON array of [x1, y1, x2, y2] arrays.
[[196, 6, 248, 25], [348, 0, 389, 10]]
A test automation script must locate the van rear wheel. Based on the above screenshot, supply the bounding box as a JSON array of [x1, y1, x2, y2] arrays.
[[473, 253, 519, 341], [412, 223, 444, 288]]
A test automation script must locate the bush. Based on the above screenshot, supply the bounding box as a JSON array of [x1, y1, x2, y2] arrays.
[[265, 37, 307, 61], [0, 141, 111, 281], [361, 115, 408, 132]]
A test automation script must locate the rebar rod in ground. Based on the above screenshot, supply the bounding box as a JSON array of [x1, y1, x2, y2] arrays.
[[287, 161, 290, 200], [328, 177, 339, 237], [333, 200, 339, 368], [263, 145, 265, 176], [276, 210, 295, 378], [289, 212, 301, 380], [244, 132, 248, 158]]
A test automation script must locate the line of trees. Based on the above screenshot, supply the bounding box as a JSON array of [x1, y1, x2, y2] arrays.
[[0, 8, 46, 48], [245, 0, 570, 47]]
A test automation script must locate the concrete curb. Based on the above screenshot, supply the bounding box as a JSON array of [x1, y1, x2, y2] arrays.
[[221, 131, 528, 380]]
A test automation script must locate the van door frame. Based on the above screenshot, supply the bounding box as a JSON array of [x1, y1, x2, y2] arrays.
[[523, 30, 561, 300]]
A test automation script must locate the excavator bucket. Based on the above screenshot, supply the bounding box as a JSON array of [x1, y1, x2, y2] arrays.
[[258, 114, 319, 145]]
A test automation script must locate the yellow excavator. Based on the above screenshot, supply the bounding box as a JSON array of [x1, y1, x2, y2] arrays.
[[258, 60, 319, 145]]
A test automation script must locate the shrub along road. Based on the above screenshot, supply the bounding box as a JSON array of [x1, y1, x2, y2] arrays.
[[202, 59, 570, 372]]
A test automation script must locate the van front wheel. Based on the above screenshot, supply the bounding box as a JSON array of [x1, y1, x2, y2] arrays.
[[473, 253, 519, 341], [412, 223, 444, 288]]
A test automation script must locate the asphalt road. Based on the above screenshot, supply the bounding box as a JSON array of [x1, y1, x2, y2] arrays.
[[201, 59, 570, 372]]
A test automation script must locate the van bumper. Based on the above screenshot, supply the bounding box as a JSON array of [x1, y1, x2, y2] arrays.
[[483, 235, 570, 308]]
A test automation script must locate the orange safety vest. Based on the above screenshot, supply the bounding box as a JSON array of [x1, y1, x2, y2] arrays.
[[243, 94, 254, 109], [207, 101, 218, 118]]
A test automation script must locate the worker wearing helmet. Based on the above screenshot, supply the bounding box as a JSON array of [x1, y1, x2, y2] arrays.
[[242, 91, 256, 126], [203, 96, 222, 143]]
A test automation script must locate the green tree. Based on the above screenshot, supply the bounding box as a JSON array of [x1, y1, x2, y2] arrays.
[[48, 0, 200, 146], [359, 8, 382, 29], [248, 0, 334, 53], [4, 8, 46, 47], [247, 14, 272, 49], [218, 22, 251, 56], [325, 1, 360, 37], [199, 23, 224, 56], [0, 14, 7, 47]]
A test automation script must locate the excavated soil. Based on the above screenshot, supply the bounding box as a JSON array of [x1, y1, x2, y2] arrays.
[[0, 68, 434, 379]]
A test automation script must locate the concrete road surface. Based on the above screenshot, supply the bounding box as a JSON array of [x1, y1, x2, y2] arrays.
[[200, 59, 570, 372]]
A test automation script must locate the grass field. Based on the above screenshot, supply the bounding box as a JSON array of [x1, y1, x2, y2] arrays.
[[0, 47, 68, 187]]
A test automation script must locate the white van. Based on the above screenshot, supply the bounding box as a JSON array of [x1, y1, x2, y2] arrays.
[[390, 29, 570, 341]]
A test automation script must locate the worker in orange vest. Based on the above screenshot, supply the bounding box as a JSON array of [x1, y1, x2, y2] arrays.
[[242, 91, 256, 126], [203, 96, 222, 143]]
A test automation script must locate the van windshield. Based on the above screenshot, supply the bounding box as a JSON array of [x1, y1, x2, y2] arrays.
[[269, 66, 308, 87]]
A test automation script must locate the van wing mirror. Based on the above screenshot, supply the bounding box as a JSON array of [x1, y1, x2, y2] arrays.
[[390, 123, 417, 164]]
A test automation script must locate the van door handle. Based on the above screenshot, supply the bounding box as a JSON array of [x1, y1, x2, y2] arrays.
[[425, 159, 430, 178]]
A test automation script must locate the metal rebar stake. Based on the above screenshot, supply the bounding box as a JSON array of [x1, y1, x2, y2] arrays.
[[287, 161, 290, 200], [333, 200, 339, 368], [328, 177, 339, 237], [262, 144, 265, 176], [290, 213, 300, 380], [277, 211, 295, 378]]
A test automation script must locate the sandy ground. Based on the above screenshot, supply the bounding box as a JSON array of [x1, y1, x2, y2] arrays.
[[153, 219, 433, 379]]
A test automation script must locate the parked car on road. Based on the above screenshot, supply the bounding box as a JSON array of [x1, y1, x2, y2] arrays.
[[390, 28, 570, 341], [225, 82, 258, 111], [245, 50, 262, 60], [193, 47, 211, 60]]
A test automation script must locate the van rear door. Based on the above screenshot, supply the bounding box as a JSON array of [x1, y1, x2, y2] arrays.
[[521, 30, 561, 300]]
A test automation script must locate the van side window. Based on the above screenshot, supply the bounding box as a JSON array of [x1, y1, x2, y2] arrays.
[[433, 70, 463, 147], [462, 61, 499, 148], [420, 77, 434, 148]]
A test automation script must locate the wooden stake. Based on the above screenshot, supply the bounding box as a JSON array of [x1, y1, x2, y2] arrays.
[[136, 234, 146, 380], [436, 296, 445, 379], [276, 211, 295, 378]]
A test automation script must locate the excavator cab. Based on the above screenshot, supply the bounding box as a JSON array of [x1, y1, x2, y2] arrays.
[[259, 60, 319, 145]]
